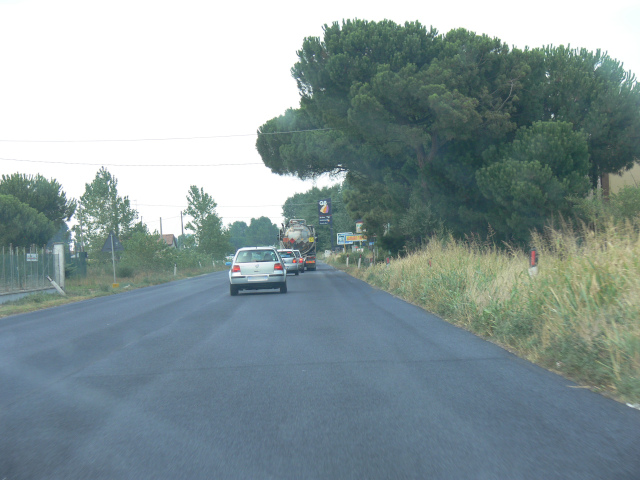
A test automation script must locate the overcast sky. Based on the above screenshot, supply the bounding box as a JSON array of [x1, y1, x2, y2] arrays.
[[1, 0, 638, 237]]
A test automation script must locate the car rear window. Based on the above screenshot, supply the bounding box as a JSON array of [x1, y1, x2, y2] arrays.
[[236, 250, 277, 263], [278, 251, 294, 258]]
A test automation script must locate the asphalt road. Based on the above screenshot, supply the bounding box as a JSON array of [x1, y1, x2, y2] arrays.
[[1, 263, 639, 479]]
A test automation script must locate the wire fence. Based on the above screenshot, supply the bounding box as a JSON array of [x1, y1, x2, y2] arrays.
[[1, 246, 57, 293]]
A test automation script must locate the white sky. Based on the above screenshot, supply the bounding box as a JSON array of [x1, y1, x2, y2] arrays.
[[1, 0, 638, 237]]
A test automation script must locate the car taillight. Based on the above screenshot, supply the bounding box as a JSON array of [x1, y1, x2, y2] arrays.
[[274, 263, 283, 271], [232, 265, 241, 273]]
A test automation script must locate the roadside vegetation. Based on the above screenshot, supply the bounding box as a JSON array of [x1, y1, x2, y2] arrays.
[[1, 170, 236, 318], [328, 200, 640, 404]]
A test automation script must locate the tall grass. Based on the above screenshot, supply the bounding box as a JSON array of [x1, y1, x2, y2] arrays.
[[332, 222, 640, 403]]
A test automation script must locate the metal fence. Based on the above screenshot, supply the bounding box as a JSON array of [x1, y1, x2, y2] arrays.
[[1, 246, 57, 293]]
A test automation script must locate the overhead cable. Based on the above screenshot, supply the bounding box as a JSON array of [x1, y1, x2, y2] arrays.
[[0, 128, 334, 143], [0, 157, 264, 167]]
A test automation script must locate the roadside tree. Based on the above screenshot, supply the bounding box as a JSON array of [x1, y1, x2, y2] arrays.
[[183, 185, 230, 257], [76, 167, 138, 252], [228, 221, 249, 251], [0, 194, 56, 247], [257, 19, 640, 248], [538, 47, 640, 186], [245, 217, 279, 247], [476, 121, 591, 242], [0, 173, 76, 247], [0, 173, 76, 229], [198, 214, 231, 258], [183, 186, 216, 243]]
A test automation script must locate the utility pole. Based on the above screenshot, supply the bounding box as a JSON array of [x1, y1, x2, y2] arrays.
[[79, 209, 85, 252], [330, 216, 335, 250], [110, 234, 116, 286], [160, 217, 163, 237]]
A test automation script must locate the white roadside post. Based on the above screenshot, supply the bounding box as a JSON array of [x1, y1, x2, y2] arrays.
[[528, 248, 539, 277], [53, 242, 65, 290]]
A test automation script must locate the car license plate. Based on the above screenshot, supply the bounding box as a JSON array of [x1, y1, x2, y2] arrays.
[[248, 275, 268, 282]]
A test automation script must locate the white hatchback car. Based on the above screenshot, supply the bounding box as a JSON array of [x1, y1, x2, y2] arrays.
[[229, 247, 287, 295], [277, 249, 301, 275], [293, 249, 305, 273]]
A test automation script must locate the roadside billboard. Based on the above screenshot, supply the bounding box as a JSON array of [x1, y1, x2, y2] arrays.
[[337, 232, 353, 245]]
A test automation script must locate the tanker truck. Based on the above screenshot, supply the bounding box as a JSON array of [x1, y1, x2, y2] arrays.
[[278, 219, 317, 271]]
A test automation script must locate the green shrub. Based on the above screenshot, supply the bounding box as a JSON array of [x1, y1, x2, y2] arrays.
[[119, 231, 177, 273], [611, 185, 640, 220], [116, 265, 135, 278]]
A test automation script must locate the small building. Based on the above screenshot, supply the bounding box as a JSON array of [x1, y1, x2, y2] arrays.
[[603, 164, 640, 196], [160, 234, 178, 249]]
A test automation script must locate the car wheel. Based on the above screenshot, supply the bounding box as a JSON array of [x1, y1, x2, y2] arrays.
[[295, 271, 299, 276], [230, 284, 239, 296], [280, 283, 287, 293]]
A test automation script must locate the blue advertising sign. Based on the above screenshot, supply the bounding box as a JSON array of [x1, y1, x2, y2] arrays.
[[318, 198, 332, 225], [337, 232, 354, 245]]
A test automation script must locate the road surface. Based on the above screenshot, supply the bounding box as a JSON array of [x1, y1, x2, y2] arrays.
[[1, 263, 639, 479]]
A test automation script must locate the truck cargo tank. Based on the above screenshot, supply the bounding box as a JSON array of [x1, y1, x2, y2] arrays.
[[279, 219, 317, 270]]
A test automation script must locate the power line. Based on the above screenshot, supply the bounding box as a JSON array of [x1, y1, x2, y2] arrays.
[[0, 157, 264, 167], [0, 128, 334, 144], [137, 202, 325, 208]]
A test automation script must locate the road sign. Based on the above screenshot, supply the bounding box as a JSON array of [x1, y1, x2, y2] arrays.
[[101, 232, 124, 252]]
